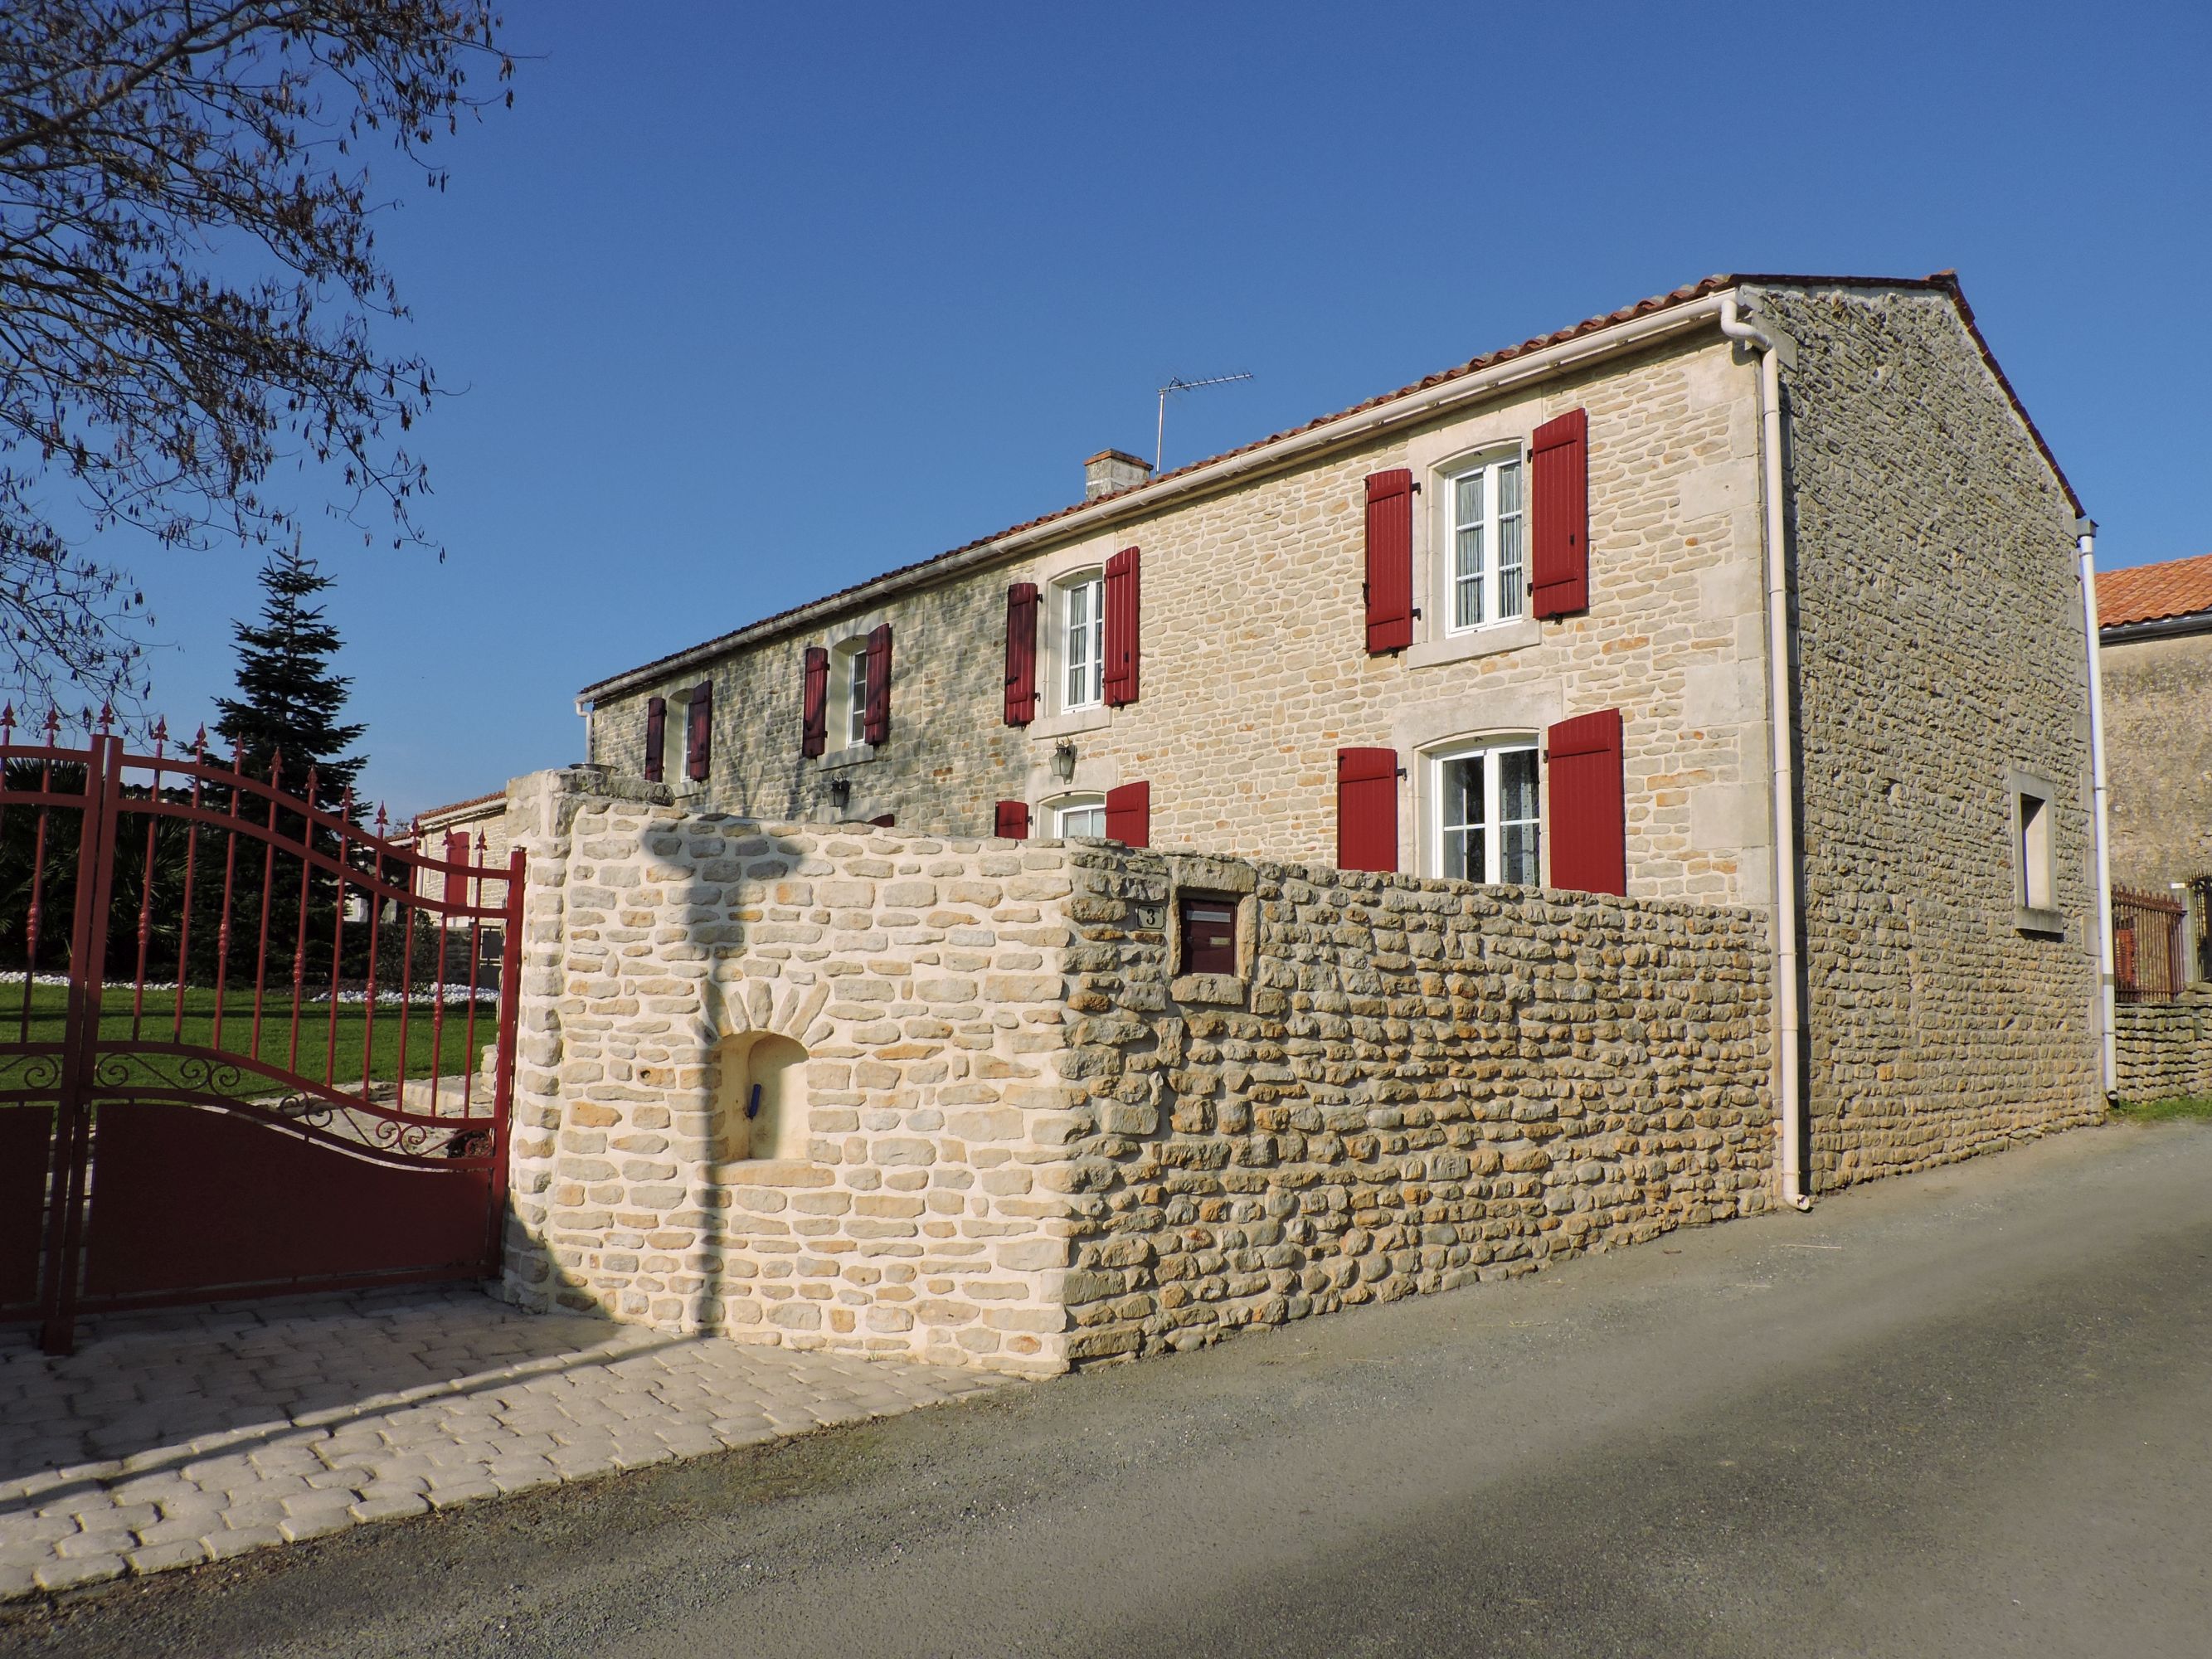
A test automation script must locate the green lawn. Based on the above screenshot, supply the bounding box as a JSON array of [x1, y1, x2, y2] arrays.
[[1, 980, 498, 1102], [2112, 1094, 2212, 1124]]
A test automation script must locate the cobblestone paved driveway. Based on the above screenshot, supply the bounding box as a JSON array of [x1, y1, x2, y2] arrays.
[[0, 1289, 1007, 1599]]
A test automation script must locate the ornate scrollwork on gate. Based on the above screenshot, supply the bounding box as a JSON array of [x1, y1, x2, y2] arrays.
[[0, 1050, 61, 1095], [175, 1053, 245, 1098]]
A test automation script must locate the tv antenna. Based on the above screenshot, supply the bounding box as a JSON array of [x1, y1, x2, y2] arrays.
[[1155, 371, 1253, 471]]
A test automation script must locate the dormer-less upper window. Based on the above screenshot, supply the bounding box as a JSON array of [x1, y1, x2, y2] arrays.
[[1444, 451, 1525, 632], [842, 641, 868, 747], [1059, 571, 1105, 710]]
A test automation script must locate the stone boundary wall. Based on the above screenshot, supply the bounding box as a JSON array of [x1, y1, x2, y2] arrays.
[[498, 768, 1086, 1378], [1052, 846, 1776, 1365], [2115, 998, 2212, 1102], [493, 771, 1783, 1376]]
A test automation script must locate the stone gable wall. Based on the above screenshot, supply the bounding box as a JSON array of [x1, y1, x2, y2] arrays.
[[1050, 846, 1774, 1364], [1757, 283, 2103, 1184], [586, 331, 1774, 906]]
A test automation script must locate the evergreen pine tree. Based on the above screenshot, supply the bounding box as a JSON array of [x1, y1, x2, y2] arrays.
[[213, 549, 366, 814]]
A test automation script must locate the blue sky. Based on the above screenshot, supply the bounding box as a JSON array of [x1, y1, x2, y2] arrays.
[[90, 0, 2212, 815]]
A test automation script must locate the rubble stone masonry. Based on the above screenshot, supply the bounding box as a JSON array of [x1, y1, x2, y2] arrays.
[[1052, 844, 1773, 1363], [497, 770, 1773, 1375], [2113, 995, 2212, 1103]]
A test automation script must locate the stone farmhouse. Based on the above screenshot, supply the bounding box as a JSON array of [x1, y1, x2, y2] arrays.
[[504, 273, 2108, 1375]]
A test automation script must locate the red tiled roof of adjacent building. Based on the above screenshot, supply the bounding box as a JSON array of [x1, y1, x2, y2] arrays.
[[2097, 552, 2212, 630], [580, 270, 2082, 702], [411, 790, 505, 825]]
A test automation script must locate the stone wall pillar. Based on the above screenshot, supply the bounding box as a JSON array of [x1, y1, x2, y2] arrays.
[[496, 766, 673, 1314]]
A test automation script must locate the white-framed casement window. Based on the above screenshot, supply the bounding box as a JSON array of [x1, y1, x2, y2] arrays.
[[1429, 737, 1541, 885], [1057, 570, 1105, 710], [831, 639, 868, 748], [1442, 450, 1526, 632], [1046, 792, 1107, 839]]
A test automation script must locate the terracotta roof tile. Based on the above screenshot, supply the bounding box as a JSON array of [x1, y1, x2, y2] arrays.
[[2098, 552, 2212, 629], [580, 270, 2080, 701], [411, 790, 506, 825]]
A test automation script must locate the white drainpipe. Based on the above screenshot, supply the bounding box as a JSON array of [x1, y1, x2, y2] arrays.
[[1719, 293, 1812, 1211], [2079, 522, 2117, 1096]]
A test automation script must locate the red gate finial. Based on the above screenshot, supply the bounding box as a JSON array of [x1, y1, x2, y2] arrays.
[[151, 717, 168, 757], [95, 703, 113, 737], [43, 708, 61, 743], [1, 703, 13, 742], [192, 724, 207, 761]]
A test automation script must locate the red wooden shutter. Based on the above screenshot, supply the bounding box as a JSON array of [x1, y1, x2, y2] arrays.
[[685, 683, 712, 781], [863, 623, 893, 744], [800, 648, 829, 758], [994, 799, 1030, 839], [1530, 408, 1590, 619], [1364, 469, 1415, 654], [1004, 582, 1039, 726], [442, 830, 469, 907], [1103, 547, 1140, 706], [1105, 780, 1150, 848], [1545, 708, 1626, 896], [644, 696, 666, 782], [1335, 747, 1399, 871]]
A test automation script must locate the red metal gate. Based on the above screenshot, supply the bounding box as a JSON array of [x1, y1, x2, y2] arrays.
[[2112, 885, 2188, 1003], [1, 716, 523, 1354]]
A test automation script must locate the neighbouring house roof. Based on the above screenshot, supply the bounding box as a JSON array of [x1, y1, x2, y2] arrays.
[[410, 791, 506, 830], [579, 270, 2081, 704], [2097, 552, 2212, 630]]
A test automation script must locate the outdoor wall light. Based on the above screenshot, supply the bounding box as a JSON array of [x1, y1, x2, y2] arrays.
[[1051, 740, 1077, 783], [829, 776, 852, 810]]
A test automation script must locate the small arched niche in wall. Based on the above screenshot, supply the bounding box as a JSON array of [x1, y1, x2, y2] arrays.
[[716, 1031, 809, 1161]]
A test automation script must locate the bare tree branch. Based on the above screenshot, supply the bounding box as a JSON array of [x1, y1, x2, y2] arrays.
[[0, 0, 511, 713]]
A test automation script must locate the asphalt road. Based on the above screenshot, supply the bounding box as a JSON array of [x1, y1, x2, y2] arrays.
[[7, 1122, 2208, 1659]]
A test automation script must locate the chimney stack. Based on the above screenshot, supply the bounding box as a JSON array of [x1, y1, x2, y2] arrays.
[[1084, 449, 1151, 502]]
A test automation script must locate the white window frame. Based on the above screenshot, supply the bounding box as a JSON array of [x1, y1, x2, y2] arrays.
[[1055, 570, 1106, 712], [1044, 791, 1107, 839], [1439, 447, 1526, 635], [1425, 736, 1541, 886], [829, 638, 869, 749]]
